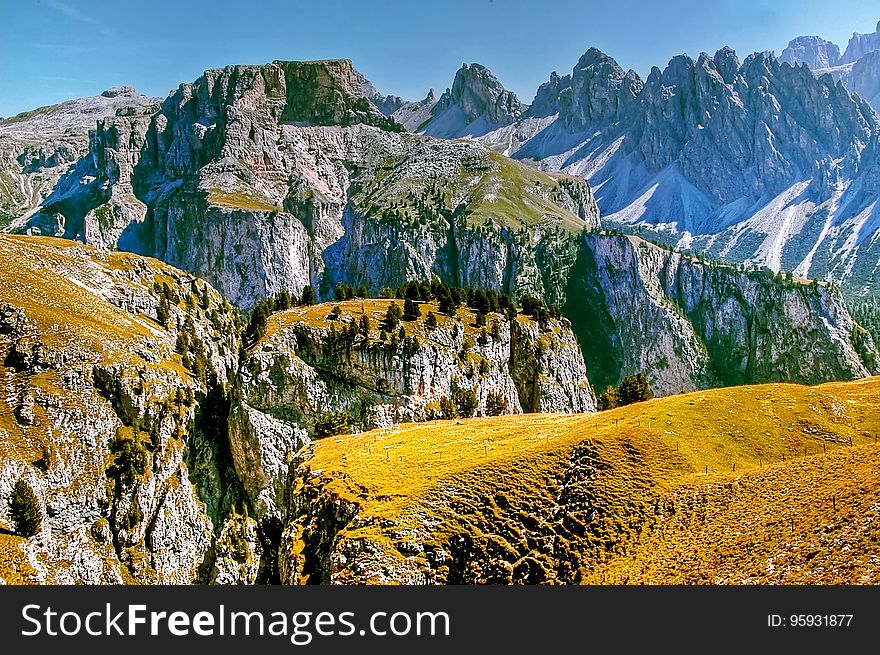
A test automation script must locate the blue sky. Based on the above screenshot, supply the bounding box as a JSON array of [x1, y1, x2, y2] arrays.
[[1, 0, 877, 117]]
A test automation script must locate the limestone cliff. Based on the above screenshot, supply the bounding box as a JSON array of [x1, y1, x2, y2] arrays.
[[19, 60, 598, 311], [0, 235, 245, 584], [568, 233, 877, 395], [0, 88, 158, 229], [231, 299, 594, 519]]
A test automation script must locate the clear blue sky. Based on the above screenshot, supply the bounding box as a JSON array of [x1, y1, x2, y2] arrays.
[[1, 0, 877, 118]]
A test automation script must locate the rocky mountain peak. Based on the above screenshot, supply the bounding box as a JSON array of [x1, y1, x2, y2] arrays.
[[354, 69, 410, 117], [158, 59, 404, 150], [780, 35, 842, 69], [841, 21, 880, 64], [100, 86, 141, 98], [713, 46, 741, 83], [434, 62, 525, 127], [566, 48, 641, 129], [527, 47, 642, 130]]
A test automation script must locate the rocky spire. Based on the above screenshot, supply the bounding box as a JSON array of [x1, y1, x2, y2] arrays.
[[433, 63, 525, 127], [525, 48, 643, 131]]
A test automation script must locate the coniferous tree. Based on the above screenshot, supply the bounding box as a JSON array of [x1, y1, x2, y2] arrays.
[[598, 386, 620, 410], [403, 297, 421, 321], [245, 299, 271, 344], [426, 311, 439, 329], [618, 372, 653, 405], [9, 479, 42, 537], [381, 302, 402, 332], [157, 295, 170, 327], [300, 286, 316, 306]]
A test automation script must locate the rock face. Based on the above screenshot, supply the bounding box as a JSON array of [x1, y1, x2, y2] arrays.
[[840, 21, 880, 65], [780, 36, 841, 69], [527, 48, 643, 131], [232, 300, 595, 518], [418, 64, 526, 138], [466, 47, 880, 296], [15, 59, 597, 311], [0, 88, 158, 229], [570, 234, 876, 395], [0, 235, 244, 584], [816, 52, 880, 113]]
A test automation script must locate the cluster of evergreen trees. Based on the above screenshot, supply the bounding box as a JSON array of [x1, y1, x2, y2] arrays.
[[243, 278, 566, 355], [598, 372, 653, 410], [244, 285, 317, 346], [851, 296, 880, 349]]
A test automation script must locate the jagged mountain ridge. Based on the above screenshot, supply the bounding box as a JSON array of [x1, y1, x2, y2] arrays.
[[427, 47, 880, 297], [782, 21, 880, 113], [3, 57, 878, 398]]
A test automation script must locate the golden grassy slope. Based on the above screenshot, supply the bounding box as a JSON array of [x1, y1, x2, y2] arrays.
[[301, 377, 880, 583]]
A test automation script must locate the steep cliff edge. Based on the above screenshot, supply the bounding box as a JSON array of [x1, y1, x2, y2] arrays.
[[0, 235, 249, 584], [568, 233, 878, 395], [0, 88, 158, 229], [231, 298, 594, 519], [18, 60, 598, 311]]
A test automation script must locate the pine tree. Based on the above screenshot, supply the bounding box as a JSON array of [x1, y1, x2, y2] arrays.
[[9, 479, 42, 537], [245, 300, 270, 344], [426, 311, 439, 329], [403, 297, 421, 321], [275, 290, 292, 311], [486, 391, 508, 417], [381, 302, 402, 332], [157, 295, 170, 327], [598, 386, 620, 410], [438, 291, 457, 316], [300, 286, 316, 306], [618, 372, 653, 405]]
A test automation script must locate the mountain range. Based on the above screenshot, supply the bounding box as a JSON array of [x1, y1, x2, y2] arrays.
[[1, 21, 880, 584]]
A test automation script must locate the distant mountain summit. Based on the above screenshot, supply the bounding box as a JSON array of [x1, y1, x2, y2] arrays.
[[0, 87, 158, 226], [415, 45, 880, 296], [780, 35, 841, 69], [388, 63, 525, 138], [778, 20, 880, 112]]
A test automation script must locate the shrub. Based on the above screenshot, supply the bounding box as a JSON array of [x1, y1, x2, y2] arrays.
[[313, 410, 353, 438], [453, 388, 478, 418], [9, 479, 42, 537], [486, 391, 508, 417], [439, 396, 458, 420], [108, 429, 150, 487]]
